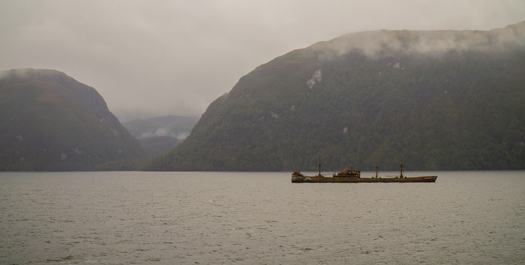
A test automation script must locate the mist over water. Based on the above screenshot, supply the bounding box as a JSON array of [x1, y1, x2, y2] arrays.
[[1, 171, 523, 264]]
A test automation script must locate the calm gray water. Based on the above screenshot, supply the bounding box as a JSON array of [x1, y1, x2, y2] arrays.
[[0, 171, 523, 264]]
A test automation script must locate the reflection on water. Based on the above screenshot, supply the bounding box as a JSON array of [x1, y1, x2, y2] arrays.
[[0, 171, 524, 264]]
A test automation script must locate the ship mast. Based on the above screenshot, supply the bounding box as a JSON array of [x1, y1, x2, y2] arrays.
[[318, 155, 321, 176], [400, 158, 404, 178]]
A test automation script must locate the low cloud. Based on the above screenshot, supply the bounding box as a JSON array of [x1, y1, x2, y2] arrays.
[[0, 68, 39, 80], [1, 1, 524, 119], [137, 127, 190, 140], [315, 21, 525, 60]]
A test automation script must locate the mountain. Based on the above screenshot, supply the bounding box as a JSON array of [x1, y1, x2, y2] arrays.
[[123, 115, 198, 158], [0, 69, 146, 171], [144, 22, 525, 171]]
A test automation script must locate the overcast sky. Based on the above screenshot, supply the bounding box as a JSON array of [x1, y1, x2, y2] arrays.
[[1, 0, 524, 120]]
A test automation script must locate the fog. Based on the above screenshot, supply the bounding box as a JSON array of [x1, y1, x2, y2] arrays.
[[1, 0, 523, 121]]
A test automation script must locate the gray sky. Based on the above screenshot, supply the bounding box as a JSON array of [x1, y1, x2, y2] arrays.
[[1, 0, 524, 120]]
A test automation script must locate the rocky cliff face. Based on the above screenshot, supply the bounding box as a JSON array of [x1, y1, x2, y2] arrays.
[[0, 69, 146, 171]]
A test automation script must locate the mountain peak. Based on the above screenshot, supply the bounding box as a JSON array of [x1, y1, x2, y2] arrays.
[[145, 23, 525, 171], [0, 68, 68, 80], [0, 69, 145, 171]]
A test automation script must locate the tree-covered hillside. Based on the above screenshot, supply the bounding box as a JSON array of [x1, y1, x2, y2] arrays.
[[145, 22, 525, 171], [0, 69, 146, 171]]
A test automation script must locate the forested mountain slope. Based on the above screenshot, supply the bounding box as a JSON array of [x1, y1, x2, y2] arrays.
[[145, 22, 525, 171], [0, 69, 146, 171]]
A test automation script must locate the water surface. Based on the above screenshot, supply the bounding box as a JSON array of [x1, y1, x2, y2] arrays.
[[1, 171, 523, 264]]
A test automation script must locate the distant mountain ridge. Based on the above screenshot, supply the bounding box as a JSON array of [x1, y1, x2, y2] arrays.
[[145, 21, 525, 171], [123, 115, 198, 158], [0, 69, 146, 170]]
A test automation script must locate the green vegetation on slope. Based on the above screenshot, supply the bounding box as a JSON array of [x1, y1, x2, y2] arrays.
[[145, 22, 525, 171]]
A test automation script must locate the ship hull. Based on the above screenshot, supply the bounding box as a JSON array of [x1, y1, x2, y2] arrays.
[[291, 175, 437, 183]]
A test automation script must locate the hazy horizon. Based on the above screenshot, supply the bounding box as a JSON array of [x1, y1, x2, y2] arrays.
[[1, 0, 524, 121]]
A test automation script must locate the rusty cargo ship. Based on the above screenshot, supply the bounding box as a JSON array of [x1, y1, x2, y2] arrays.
[[291, 158, 437, 183]]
